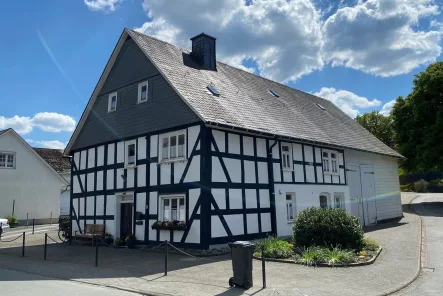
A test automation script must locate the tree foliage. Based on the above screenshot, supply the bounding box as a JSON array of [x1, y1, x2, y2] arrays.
[[355, 111, 395, 148], [391, 61, 443, 173]]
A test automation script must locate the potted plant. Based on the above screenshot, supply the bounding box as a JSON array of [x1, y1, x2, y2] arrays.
[[104, 233, 114, 246], [114, 238, 124, 248], [126, 234, 136, 249], [151, 220, 187, 231]]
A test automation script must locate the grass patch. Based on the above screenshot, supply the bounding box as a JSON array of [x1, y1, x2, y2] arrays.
[[253, 237, 293, 259]]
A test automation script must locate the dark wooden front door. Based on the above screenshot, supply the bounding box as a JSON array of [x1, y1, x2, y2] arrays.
[[120, 203, 133, 239]]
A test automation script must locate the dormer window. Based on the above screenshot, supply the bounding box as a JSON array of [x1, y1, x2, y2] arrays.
[[138, 81, 148, 103], [270, 89, 280, 97], [108, 92, 117, 112]]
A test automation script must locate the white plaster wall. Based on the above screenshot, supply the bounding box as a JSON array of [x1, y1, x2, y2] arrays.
[[345, 149, 402, 221], [0, 132, 61, 220], [274, 183, 350, 236]]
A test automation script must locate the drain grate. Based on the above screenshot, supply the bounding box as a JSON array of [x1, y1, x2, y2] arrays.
[[423, 267, 435, 273]]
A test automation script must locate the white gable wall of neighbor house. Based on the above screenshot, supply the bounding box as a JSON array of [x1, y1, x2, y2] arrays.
[[0, 132, 61, 220], [345, 149, 402, 221]]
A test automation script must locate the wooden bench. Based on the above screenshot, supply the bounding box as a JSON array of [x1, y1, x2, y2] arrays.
[[75, 224, 105, 246]]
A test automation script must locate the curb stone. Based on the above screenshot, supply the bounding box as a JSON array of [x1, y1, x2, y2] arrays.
[[378, 195, 423, 296]]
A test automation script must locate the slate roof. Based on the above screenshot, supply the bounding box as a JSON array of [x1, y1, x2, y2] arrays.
[[0, 128, 11, 136], [33, 148, 71, 172], [127, 29, 402, 158]]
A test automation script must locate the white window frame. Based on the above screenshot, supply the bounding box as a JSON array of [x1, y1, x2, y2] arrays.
[[334, 192, 345, 210], [286, 192, 296, 222], [0, 152, 16, 169], [108, 92, 117, 113], [319, 192, 331, 209], [322, 149, 339, 175], [125, 140, 137, 168], [137, 81, 149, 103], [281, 143, 293, 171], [160, 194, 186, 222], [159, 130, 187, 163]]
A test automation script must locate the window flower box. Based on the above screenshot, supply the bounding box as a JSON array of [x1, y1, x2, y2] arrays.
[[151, 220, 186, 231]]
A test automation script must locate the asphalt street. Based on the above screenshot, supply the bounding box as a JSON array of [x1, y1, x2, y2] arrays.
[[394, 193, 443, 296], [0, 268, 141, 296]]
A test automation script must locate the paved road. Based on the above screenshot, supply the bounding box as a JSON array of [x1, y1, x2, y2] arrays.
[[395, 193, 443, 296], [0, 268, 141, 296]]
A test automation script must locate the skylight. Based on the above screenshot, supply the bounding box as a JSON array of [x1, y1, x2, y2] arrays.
[[270, 90, 280, 97], [207, 85, 220, 96], [315, 103, 325, 110]]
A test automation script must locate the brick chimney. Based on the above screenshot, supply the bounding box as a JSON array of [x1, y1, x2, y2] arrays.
[[190, 33, 217, 71]]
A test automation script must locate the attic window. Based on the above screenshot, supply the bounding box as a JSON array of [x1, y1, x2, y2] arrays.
[[270, 90, 280, 97], [315, 103, 325, 110], [207, 85, 220, 96]]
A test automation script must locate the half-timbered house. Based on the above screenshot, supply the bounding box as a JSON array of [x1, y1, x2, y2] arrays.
[[64, 29, 403, 249]]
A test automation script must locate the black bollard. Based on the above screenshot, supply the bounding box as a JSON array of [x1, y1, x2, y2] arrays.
[[22, 232, 25, 257], [32, 219, 35, 234], [164, 240, 168, 276], [261, 245, 266, 288], [95, 236, 99, 267], [44, 233, 47, 260]]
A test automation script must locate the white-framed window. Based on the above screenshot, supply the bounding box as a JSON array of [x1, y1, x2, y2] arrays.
[[286, 193, 296, 222], [125, 140, 136, 168], [281, 143, 293, 170], [138, 81, 148, 103], [160, 195, 186, 222], [0, 152, 15, 169], [108, 92, 117, 112], [322, 150, 339, 175], [159, 130, 186, 162], [334, 192, 345, 210], [319, 192, 331, 209]]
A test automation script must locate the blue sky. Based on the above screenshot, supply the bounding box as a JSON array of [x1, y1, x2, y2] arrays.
[[0, 0, 442, 148]]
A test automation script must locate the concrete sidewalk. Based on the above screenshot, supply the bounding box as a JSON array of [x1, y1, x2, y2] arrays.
[[0, 209, 421, 296]]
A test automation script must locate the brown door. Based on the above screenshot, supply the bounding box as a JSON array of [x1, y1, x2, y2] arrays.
[[120, 203, 133, 239]]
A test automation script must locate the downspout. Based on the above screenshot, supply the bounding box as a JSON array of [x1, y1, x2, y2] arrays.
[[267, 140, 278, 236]]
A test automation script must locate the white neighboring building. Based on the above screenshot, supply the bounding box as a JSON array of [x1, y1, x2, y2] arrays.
[[0, 129, 67, 224], [33, 148, 71, 216]]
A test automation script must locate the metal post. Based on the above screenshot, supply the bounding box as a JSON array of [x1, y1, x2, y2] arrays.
[[22, 232, 25, 257], [44, 233, 47, 260], [164, 240, 168, 276], [95, 236, 98, 267], [261, 245, 266, 288], [12, 200, 15, 216], [32, 219, 35, 234]]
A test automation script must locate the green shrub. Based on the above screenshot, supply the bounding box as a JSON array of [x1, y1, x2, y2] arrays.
[[429, 179, 443, 186], [400, 184, 414, 192], [414, 179, 429, 193], [6, 215, 17, 224], [362, 237, 379, 251], [293, 207, 364, 250], [322, 247, 354, 266], [296, 246, 324, 266], [254, 236, 293, 259]]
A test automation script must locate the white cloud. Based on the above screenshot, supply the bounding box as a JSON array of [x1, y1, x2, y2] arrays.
[[135, 0, 443, 81], [136, 0, 324, 82], [84, 0, 122, 12], [27, 139, 66, 149], [313, 87, 381, 118], [323, 0, 443, 76], [0, 112, 76, 135], [380, 99, 396, 115]]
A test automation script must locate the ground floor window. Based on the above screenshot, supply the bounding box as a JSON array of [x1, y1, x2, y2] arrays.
[[286, 193, 296, 221], [319, 193, 330, 208], [160, 195, 185, 222], [334, 193, 345, 210]]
